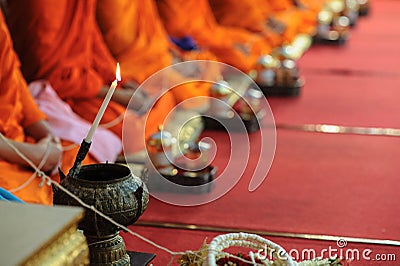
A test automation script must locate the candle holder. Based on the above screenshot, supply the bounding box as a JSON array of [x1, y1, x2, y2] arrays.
[[145, 165, 217, 194], [343, 0, 360, 27], [254, 55, 303, 97], [145, 128, 217, 194], [54, 163, 152, 265], [202, 83, 264, 132], [314, 1, 351, 45], [202, 109, 263, 133], [358, 0, 370, 16]]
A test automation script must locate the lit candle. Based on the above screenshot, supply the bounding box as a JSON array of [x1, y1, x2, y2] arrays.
[[85, 63, 121, 143]]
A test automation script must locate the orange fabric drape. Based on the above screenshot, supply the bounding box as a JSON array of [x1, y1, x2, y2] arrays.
[[0, 11, 96, 205], [7, 0, 180, 145], [0, 10, 51, 204], [7, 1, 115, 99], [96, 0, 213, 111], [297, 0, 325, 15], [156, 0, 273, 73], [264, 0, 319, 41], [96, 0, 173, 85], [6, 0, 126, 136], [209, 0, 283, 47], [209, 0, 319, 46]]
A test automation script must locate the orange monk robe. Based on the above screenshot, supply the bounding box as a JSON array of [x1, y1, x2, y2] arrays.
[[156, 0, 273, 73], [208, 0, 284, 47], [263, 0, 319, 42], [0, 12, 95, 205], [297, 0, 325, 13], [211, 0, 319, 45], [96, 0, 212, 105], [7, 0, 170, 143]]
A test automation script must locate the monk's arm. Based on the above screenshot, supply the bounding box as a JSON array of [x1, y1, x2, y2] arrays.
[[0, 135, 62, 173], [25, 120, 59, 143]]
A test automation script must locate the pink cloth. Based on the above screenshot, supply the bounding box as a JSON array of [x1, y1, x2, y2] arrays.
[[29, 80, 122, 162]]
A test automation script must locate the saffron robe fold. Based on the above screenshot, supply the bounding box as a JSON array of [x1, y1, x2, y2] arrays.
[[209, 0, 319, 45], [265, 0, 319, 41], [0, 11, 95, 205], [208, 0, 283, 47], [7, 0, 174, 146], [96, 0, 214, 112], [156, 0, 273, 73]]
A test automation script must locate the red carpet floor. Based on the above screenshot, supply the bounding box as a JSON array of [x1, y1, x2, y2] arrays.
[[298, 0, 400, 73], [268, 74, 400, 128], [269, 0, 400, 128], [124, 226, 400, 266], [123, 0, 400, 264], [139, 131, 400, 239]]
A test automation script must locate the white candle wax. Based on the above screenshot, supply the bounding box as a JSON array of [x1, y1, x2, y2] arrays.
[[84, 79, 118, 143]]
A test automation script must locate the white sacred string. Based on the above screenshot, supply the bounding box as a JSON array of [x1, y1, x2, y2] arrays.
[[0, 132, 261, 266], [0, 133, 52, 192], [0, 133, 190, 264]]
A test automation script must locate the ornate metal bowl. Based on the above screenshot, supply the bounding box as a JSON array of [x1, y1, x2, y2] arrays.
[[54, 163, 149, 265]]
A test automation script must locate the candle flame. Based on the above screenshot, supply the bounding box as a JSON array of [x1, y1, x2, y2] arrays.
[[116, 62, 121, 82]]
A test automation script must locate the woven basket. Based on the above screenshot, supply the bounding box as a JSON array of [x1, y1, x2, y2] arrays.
[[205, 232, 297, 266]]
